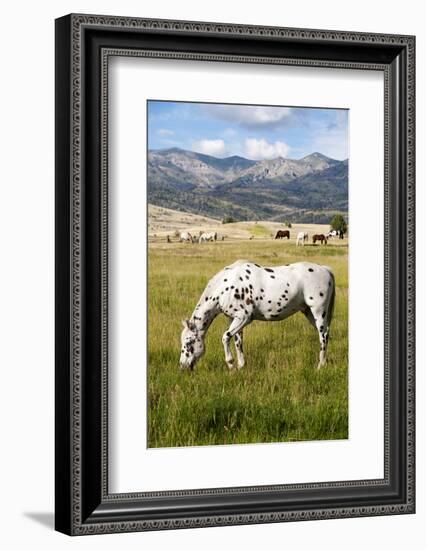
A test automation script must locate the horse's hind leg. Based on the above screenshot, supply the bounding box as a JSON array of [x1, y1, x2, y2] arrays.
[[234, 330, 245, 369], [306, 305, 330, 369]]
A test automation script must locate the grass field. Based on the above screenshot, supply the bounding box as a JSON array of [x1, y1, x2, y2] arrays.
[[248, 224, 271, 237], [148, 235, 348, 448]]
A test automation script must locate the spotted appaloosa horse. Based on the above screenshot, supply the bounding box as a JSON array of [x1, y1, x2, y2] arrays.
[[180, 260, 335, 372]]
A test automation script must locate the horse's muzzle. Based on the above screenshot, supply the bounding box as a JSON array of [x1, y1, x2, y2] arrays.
[[179, 361, 194, 372]]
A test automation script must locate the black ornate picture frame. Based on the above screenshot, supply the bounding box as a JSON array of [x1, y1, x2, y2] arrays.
[[55, 14, 415, 535]]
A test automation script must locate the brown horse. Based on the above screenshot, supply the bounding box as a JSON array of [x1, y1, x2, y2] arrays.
[[275, 230, 290, 239], [313, 234, 328, 245]]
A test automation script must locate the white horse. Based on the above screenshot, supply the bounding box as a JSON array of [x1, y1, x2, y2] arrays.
[[180, 260, 335, 371], [179, 231, 193, 243], [328, 229, 344, 239], [199, 231, 217, 243], [296, 232, 308, 246]]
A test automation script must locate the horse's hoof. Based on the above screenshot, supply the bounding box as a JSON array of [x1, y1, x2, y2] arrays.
[[226, 360, 235, 370]]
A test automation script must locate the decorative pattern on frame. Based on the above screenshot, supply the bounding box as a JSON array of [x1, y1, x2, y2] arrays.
[[68, 14, 415, 535]]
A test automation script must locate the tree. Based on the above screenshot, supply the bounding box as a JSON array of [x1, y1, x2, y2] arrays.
[[330, 213, 347, 235], [222, 215, 236, 224]]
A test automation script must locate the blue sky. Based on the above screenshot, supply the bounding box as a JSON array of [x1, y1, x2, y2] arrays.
[[147, 100, 349, 161]]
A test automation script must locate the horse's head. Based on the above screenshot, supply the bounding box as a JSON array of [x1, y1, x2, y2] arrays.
[[179, 319, 205, 371]]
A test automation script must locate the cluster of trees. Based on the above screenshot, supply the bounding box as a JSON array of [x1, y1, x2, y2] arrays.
[[330, 213, 348, 235]]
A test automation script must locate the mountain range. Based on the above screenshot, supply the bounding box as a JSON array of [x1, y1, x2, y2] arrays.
[[147, 147, 348, 223]]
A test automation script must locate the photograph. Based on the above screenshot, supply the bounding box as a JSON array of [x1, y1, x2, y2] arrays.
[[147, 100, 349, 448]]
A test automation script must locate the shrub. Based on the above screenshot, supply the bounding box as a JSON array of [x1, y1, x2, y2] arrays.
[[330, 213, 347, 234]]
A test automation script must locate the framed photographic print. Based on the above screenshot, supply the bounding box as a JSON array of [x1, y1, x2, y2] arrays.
[[55, 14, 415, 535]]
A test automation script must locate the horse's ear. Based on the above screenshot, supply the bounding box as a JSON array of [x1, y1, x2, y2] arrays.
[[182, 319, 189, 329]]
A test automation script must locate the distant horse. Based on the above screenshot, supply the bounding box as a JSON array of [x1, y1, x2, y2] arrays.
[[179, 231, 193, 243], [313, 234, 327, 245], [199, 231, 217, 243], [328, 229, 345, 240], [180, 260, 335, 371], [275, 230, 290, 239], [296, 232, 308, 246]]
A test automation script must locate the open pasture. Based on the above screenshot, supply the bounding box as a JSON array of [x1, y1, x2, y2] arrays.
[[148, 234, 348, 448], [148, 204, 347, 245]]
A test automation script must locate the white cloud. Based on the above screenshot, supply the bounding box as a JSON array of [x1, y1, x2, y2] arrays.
[[244, 138, 290, 160], [192, 139, 227, 157], [157, 128, 174, 137], [202, 105, 293, 129]]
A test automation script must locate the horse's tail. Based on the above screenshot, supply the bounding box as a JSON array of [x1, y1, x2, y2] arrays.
[[325, 268, 336, 330]]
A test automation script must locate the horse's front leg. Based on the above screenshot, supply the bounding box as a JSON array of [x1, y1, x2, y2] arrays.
[[234, 330, 245, 369], [222, 317, 250, 370], [222, 331, 234, 369]]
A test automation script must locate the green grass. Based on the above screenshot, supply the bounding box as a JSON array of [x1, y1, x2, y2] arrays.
[[148, 239, 348, 448], [248, 224, 271, 237]]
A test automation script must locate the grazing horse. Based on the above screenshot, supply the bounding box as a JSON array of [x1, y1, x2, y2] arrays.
[[328, 229, 344, 240], [179, 231, 193, 243], [199, 231, 217, 243], [313, 234, 327, 245], [296, 232, 308, 246], [180, 260, 335, 371], [275, 230, 290, 239]]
